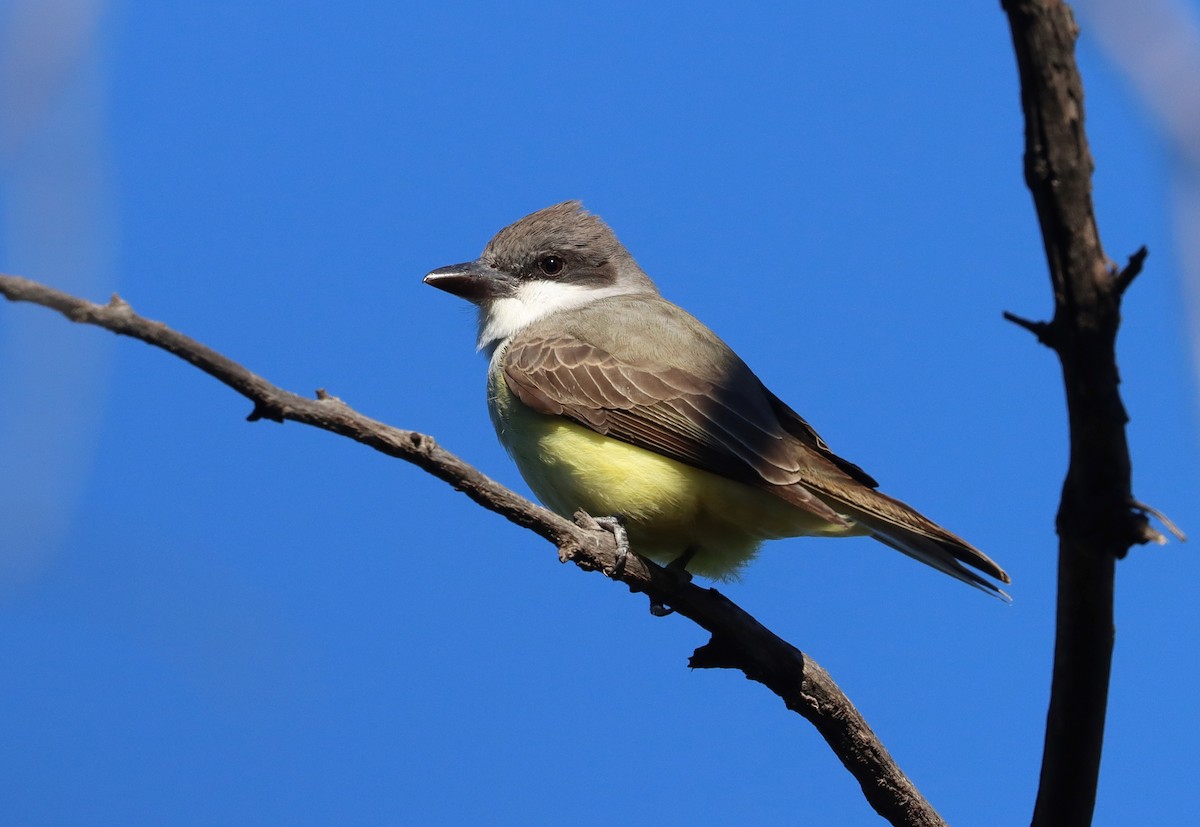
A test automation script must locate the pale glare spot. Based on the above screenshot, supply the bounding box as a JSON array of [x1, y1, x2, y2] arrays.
[[1074, 0, 1200, 415], [0, 0, 115, 595]]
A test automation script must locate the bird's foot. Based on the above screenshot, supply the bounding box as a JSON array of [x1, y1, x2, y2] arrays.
[[591, 516, 631, 577], [649, 548, 697, 617], [666, 547, 697, 576]]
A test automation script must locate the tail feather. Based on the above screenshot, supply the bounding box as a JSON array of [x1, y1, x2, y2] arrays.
[[862, 520, 1012, 601], [817, 489, 1011, 601]]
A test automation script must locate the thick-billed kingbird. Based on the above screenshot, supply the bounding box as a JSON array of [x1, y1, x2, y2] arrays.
[[424, 202, 1010, 598]]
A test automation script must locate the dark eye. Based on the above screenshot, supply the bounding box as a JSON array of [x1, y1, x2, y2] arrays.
[[538, 255, 564, 276]]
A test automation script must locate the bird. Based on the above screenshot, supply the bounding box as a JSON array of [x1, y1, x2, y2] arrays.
[[424, 201, 1010, 598]]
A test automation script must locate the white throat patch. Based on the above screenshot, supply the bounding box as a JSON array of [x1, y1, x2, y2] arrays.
[[476, 280, 631, 354]]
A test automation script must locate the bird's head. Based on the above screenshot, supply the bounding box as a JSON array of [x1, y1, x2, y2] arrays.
[[424, 201, 658, 352]]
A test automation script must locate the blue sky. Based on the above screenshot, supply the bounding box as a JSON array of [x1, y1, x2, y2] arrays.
[[1, 2, 1197, 825]]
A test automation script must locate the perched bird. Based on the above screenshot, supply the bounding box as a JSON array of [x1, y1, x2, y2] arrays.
[[424, 202, 1010, 598]]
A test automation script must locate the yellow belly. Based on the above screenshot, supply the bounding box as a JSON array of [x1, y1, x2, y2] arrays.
[[488, 366, 857, 579]]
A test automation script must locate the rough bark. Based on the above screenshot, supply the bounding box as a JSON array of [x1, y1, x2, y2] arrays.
[[1000, 2, 1173, 825]]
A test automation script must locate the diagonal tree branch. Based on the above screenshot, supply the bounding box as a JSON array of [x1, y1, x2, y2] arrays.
[[1000, 3, 1176, 825], [0, 272, 946, 827]]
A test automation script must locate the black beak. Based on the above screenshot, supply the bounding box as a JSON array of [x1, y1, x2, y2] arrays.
[[423, 259, 512, 303]]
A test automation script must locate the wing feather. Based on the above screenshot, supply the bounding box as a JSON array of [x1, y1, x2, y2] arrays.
[[504, 332, 849, 525]]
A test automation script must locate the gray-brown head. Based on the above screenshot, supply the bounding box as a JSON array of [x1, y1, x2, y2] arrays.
[[424, 202, 659, 351]]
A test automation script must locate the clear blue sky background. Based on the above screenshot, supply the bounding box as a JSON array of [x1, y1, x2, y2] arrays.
[[1, 2, 1197, 825]]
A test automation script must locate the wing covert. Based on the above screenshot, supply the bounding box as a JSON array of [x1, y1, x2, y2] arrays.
[[502, 333, 850, 523]]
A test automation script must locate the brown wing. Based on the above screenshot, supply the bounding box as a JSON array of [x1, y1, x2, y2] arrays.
[[503, 328, 1010, 595], [502, 332, 851, 527], [764, 391, 879, 488]]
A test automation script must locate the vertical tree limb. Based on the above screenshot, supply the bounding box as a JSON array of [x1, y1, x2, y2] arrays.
[[1000, 2, 1169, 825]]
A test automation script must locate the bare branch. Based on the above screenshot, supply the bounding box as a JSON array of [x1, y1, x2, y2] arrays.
[[1000, 3, 1178, 825], [0, 272, 945, 827], [1113, 246, 1149, 295], [1002, 310, 1057, 347]]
